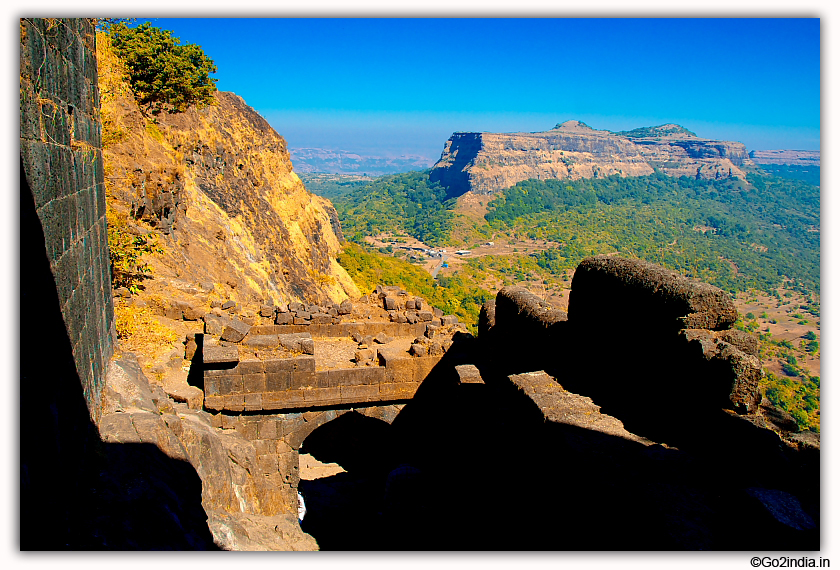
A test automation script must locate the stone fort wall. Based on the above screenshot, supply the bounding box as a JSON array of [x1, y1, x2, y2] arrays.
[[20, 18, 115, 421]]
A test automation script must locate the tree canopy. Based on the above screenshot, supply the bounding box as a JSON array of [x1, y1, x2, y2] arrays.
[[106, 22, 217, 115]]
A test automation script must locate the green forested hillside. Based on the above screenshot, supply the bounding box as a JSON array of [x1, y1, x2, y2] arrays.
[[299, 173, 373, 200], [333, 170, 456, 246], [334, 168, 820, 432], [333, 169, 819, 296], [337, 243, 492, 329], [483, 171, 820, 295], [755, 165, 820, 187]]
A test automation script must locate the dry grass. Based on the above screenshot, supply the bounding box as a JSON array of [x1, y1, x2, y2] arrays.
[[114, 303, 179, 357]]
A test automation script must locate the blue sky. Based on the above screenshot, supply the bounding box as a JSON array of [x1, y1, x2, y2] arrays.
[[137, 18, 820, 158]]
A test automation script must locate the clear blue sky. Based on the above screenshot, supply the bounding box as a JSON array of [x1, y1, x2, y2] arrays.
[[136, 18, 820, 158]]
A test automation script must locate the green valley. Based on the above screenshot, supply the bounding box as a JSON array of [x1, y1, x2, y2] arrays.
[[330, 166, 820, 431]]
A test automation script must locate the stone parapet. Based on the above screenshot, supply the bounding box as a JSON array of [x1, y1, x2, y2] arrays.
[[203, 352, 442, 412]]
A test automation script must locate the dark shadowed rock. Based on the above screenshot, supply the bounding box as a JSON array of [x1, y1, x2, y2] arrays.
[[569, 255, 737, 331]]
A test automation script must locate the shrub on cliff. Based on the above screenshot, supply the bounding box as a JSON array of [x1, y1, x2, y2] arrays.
[[107, 202, 163, 293], [106, 22, 217, 115]]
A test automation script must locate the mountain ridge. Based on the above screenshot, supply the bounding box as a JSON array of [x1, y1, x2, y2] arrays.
[[430, 121, 755, 198]]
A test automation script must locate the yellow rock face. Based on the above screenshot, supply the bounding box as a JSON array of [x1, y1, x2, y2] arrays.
[[98, 34, 358, 306]]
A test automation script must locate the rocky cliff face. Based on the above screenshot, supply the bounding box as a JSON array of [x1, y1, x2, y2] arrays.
[[430, 120, 754, 197], [98, 35, 358, 307]]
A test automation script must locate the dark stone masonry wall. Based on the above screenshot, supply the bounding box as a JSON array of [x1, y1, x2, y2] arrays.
[[20, 18, 114, 421], [202, 347, 442, 412]]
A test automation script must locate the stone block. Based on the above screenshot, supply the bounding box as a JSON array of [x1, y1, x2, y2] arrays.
[[418, 311, 433, 322], [305, 386, 342, 405], [442, 315, 459, 326], [221, 414, 240, 430], [355, 348, 376, 363], [242, 334, 280, 348], [316, 370, 338, 388], [204, 314, 229, 336], [257, 419, 278, 440], [266, 371, 291, 392], [183, 305, 204, 321], [413, 355, 442, 383], [300, 338, 315, 355], [338, 299, 353, 315], [203, 377, 220, 396], [259, 304, 275, 318], [237, 418, 259, 440], [409, 343, 427, 357], [455, 364, 484, 385], [294, 356, 316, 372], [291, 371, 317, 389], [274, 312, 294, 325], [276, 390, 307, 408], [221, 318, 251, 343], [221, 300, 236, 310], [244, 393, 263, 412], [374, 332, 394, 344], [236, 360, 265, 374], [260, 392, 284, 409], [184, 338, 198, 360], [381, 357, 415, 385], [256, 453, 279, 474], [164, 303, 182, 320], [293, 317, 311, 325], [384, 296, 398, 311], [379, 382, 419, 401], [340, 384, 379, 403], [204, 395, 224, 411], [220, 375, 243, 395], [165, 385, 204, 410], [224, 394, 245, 412], [428, 341, 444, 357], [311, 313, 332, 325], [209, 413, 224, 429], [243, 373, 266, 394], [264, 359, 296, 373]]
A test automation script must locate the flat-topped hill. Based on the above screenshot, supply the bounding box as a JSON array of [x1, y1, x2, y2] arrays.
[[429, 120, 753, 197]]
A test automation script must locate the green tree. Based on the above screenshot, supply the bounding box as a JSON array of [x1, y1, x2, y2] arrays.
[[107, 22, 217, 115]]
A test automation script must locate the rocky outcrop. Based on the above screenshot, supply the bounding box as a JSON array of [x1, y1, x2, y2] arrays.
[[568, 255, 738, 332], [470, 256, 817, 549], [98, 34, 358, 307], [98, 353, 318, 550], [430, 120, 754, 197]]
